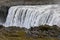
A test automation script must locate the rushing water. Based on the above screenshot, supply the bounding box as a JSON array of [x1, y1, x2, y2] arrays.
[[0, 5, 60, 29]]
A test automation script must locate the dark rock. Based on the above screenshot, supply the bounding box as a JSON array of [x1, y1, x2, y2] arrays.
[[0, 6, 10, 23], [0, 0, 59, 6], [27, 25, 60, 38], [0, 25, 4, 29]]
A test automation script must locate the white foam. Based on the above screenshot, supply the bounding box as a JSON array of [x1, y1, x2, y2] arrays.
[[3, 5, 60, 29]]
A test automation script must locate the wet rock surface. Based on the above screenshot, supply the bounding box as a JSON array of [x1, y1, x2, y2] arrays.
[[0, 6, 10, 24], [28, 25, 60, 38], [0, 25, 60, 40]]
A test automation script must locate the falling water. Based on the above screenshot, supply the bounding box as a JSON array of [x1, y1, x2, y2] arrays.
[[2, 5, 60, 29]]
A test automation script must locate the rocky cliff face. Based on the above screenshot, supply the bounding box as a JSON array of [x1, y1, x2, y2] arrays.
[[0, 0, 59, 6], [0, 6, 9, 25]]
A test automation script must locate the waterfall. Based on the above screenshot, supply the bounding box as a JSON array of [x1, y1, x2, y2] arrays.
[[3, 5, 60, 29]]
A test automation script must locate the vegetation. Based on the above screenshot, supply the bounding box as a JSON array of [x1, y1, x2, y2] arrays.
[[0, 25, 60, 40]]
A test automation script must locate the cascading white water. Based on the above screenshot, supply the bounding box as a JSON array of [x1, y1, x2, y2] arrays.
[[3, 5, 60, 29]]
